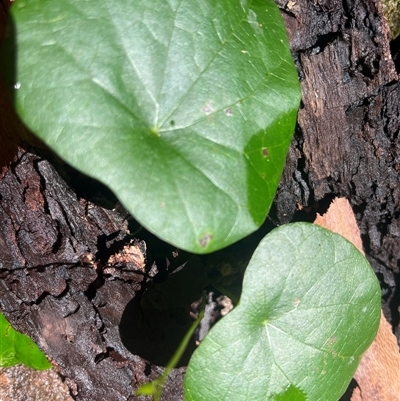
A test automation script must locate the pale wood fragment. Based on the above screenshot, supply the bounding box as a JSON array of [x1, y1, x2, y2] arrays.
[[314, 198, 363, 253], [314, 198, 400, 401]]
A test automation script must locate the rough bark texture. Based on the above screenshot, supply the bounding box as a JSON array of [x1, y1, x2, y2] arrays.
[[0, 0, 399, 400], [274, 0, 400, 341], [0, 148, 186, 401]]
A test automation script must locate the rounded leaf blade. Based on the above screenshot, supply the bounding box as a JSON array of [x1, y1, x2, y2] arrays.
[[11, 0, 300, 253], [184, 223, 381, 400]]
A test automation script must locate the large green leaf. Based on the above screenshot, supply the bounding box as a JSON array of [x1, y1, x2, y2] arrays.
[[184, 223, 381, 401], [0, 312, 51, 370], [10, 0, 300, 253]]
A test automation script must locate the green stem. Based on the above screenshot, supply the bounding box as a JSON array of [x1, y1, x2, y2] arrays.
[[208, 278, 240, 305], [135, 307, 205, 400], [128, 225, 143, 237]]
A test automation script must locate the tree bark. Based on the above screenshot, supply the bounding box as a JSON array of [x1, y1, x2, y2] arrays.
[[275, 0, 400, 339], [0, 0, 399, 400]]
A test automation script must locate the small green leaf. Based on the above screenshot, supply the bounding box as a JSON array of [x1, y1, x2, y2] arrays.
[[10, 0, 301, 253], [184, 223, 381, 401], [0, 312, 51, 370]]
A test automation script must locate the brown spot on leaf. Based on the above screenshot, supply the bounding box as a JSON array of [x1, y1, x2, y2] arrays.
[[327, 335, 336, 345], [224, 108, 233, 117], [199, 234, 213, 248], [261, 147, 269, 157], [202, 101, 214, 115]]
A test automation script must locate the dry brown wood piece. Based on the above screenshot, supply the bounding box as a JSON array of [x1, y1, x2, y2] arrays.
[[314, 198, 400, 401], [314, 198, 363, 253]]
